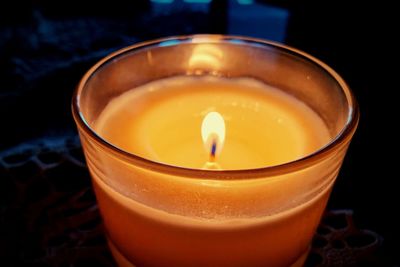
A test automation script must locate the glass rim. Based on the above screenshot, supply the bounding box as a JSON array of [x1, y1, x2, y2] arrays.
[[72, 34, 359, 179]]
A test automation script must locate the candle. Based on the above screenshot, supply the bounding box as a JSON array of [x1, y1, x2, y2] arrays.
[[73, 35, 359, 267], [92, 76, 331, 266]]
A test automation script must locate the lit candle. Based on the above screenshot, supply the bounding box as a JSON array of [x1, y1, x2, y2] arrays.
[[92, 76, 331, 267], [73, 35, 358, 267]]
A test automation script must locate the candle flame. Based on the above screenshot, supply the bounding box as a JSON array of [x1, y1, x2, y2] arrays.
[[201, 111, 225, 161]]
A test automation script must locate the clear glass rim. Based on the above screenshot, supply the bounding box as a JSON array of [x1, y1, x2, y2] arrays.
[[72, 34, 359, 179]]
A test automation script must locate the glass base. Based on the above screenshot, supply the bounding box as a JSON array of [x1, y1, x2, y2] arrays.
[[108, 239, 309, 267]]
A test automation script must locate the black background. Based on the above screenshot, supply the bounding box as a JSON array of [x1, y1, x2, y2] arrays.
[[0, 0, 398, 265]]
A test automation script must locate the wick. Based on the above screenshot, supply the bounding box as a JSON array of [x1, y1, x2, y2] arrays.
[[203, 139, 221, 170], [209, 139, 217, 162]]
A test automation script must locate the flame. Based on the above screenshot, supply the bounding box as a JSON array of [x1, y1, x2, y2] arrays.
[[201, 111, 225, 160]]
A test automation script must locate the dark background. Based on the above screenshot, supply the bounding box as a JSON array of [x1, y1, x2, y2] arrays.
[[1, 0, 398, 265]]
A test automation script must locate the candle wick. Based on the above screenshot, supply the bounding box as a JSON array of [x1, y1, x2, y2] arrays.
[[203, 138, 221, 170], [210, 139, 217, 162]]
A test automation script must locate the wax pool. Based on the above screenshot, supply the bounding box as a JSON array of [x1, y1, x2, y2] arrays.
[[89, 76, 333, 267], [95, 76, 330, 170]]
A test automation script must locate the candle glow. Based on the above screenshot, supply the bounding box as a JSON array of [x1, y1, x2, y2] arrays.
[[73, 36, 358, 267]]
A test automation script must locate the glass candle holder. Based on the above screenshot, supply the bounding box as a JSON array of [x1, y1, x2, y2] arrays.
[[72, 35, 359, 267]]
